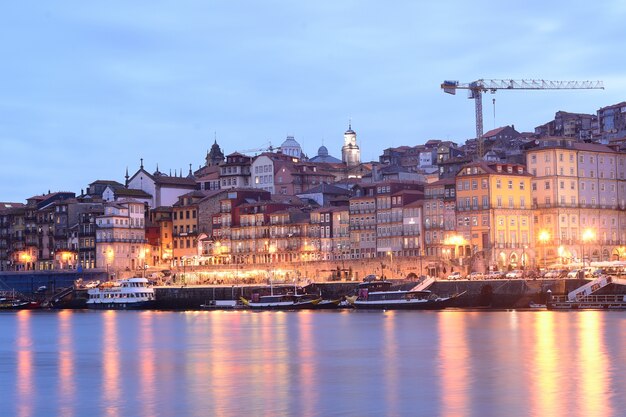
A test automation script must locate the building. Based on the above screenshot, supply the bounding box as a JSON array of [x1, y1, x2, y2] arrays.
[[341, 123, 361, 167], [309, 145, 341, 163], [423, 177, 456, 261], [126, 159, 198, 208], [535, 111, 597, 140], [219, 152, 252, 189], [455, 162, 533, 271], [598, 101, 626, 142], [526, 138, 626, 266], [95, 199, 148, 278], [171, 190, 208, 267]]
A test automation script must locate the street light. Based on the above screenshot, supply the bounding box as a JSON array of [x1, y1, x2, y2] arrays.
[[538, 230, 550, 269], [582, 228, 595, 267]]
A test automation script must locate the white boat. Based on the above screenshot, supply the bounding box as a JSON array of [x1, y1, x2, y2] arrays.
[[346, 281, 464, 310], [86, 277, 156, 310]]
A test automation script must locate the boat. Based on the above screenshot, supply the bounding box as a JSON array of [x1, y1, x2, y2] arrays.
[[0, 297, 41, 310], [200, 299, 246, 310], [546, 275, 626, 310], [345, 280, 464, 310], [86, 277, 155, 310], [528, 301, 547, 309], [239, 292, 322, 310], [0, 291, 41, 310], [547, 294, 626, 310], [312, 298, 344, 309]]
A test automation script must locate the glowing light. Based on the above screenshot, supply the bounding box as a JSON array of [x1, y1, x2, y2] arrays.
[[538, 230, 550, 243]]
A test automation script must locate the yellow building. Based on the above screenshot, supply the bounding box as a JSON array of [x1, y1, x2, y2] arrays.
[[172, 191, 206, 267], [456, 162, 533, 271]]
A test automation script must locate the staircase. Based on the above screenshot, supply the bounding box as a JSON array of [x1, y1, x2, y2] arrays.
[[411, 276, 436, 291], [568, 276, 613, 301]]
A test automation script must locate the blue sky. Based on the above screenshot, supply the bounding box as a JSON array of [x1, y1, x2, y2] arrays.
[[1, 0, 625, 202]]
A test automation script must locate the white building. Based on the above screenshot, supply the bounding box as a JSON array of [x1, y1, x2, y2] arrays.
[[95, 199, 148, 277], [341, 123, 361, 167], [126, 160, 197, 208]]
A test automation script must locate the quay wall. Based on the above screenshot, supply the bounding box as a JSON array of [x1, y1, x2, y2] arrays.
[[0, 270, 105, 295], [153, 278, 592, 310]]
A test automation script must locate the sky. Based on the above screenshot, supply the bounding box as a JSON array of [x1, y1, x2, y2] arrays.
[[1, 0, 626, 202]]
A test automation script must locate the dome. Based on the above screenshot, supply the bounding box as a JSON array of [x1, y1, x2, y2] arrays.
[[318, 145, 329, 157], [281, 135, 301, 148]]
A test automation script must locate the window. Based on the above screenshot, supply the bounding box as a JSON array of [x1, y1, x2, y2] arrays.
[[520, 181, 525, 190], [496, 179, 501, 189], [508, 180, 513, 189], [545, 181, 550, 190]]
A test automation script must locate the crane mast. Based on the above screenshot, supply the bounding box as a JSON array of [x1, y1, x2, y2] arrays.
[[441, 79, 604, 158]]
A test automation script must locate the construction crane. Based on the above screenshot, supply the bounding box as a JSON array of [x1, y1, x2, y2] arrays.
[[237, 143, 276, 155], [441, 79, 604, 158]]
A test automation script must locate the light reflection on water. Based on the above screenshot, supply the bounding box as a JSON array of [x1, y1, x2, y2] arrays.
[[1, 310, 625, 417]]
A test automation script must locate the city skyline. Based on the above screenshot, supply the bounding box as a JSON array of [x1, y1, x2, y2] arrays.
[[2, 0, 626, 202]]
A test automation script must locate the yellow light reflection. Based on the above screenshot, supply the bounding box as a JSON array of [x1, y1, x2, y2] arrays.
[[296, 311, 316, 417], [383, 311, 399, 416], [58, 310, 75, 417], [138, 312, 157, 417], [102, 311, 121, 417], [577, 312, 611, 417], [16, 311, 33, 417], [438, 311, 469, 417], [530, 312, 560, 416]]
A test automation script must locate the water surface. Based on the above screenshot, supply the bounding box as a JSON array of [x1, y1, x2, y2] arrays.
[[1, 309, 624, 417]]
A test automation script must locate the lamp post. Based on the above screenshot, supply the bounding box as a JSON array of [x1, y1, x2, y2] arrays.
[[538, 230, 550, 270], [417, 232, 422, 277], [582, 228, 595, 267]]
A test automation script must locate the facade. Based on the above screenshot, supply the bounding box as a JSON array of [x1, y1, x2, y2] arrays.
[[423, 178, 457, 259], [456, 162, 533, 271], [126, 160, 198, 208], [171, 191, 207, 267], [527, 139, 626, 266], [95, 199, 148, 277], [146, 206, 173, 267], [220, 152, 251, 189], [598, 101, 626, 142]]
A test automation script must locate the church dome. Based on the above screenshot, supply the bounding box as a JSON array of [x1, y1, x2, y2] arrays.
[[318, 145, 329, 157], [280, 135, 302, 158]]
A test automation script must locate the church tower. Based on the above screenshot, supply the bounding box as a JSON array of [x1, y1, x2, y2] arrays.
[[206, 139, 225, 167], [341, 122, 361, 167]]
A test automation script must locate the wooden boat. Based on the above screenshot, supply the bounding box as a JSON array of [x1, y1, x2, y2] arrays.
[[311, 298, 344, 309], [0, 298, 41, 310], [346, 280, 463, 310], [240, 292, 322, 310]]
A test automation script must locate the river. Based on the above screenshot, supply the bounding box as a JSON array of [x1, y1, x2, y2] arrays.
[[1, 309, 625, 417]]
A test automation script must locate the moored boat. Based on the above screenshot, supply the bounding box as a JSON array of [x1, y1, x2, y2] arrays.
[[240, 292, 322, 310], [346, 280, 463, 310], [0, 298, 41, 310], [86, 277, 155, 310], [547, 294, 626, 310]]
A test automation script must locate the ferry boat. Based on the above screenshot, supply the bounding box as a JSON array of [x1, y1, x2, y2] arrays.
[[86, 277, 155, 310], [547, 294, 626, 310], [546, 275, 626, 310], [346, 280, 463, 310]]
